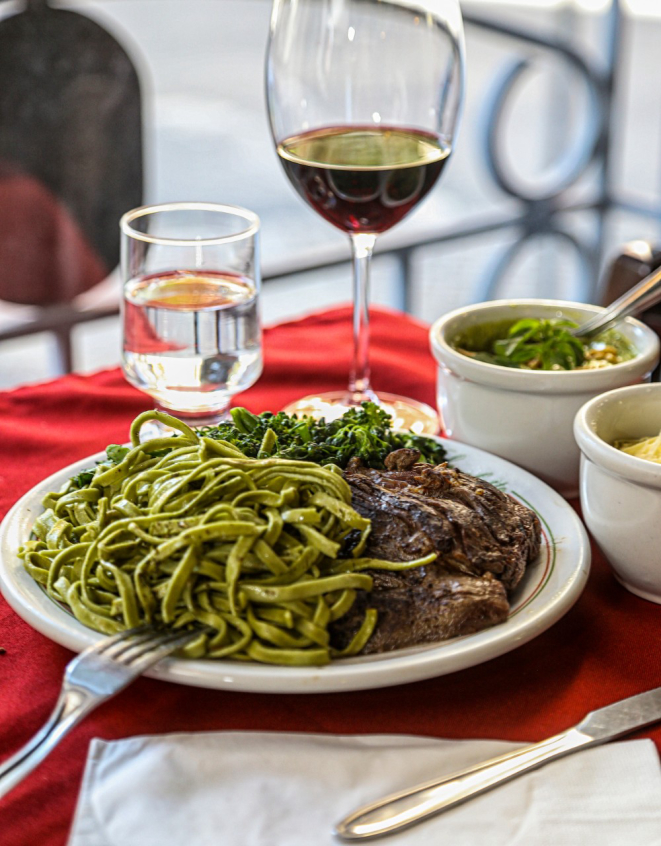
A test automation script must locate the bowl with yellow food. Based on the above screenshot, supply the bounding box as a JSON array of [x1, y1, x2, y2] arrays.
[[574, 382, 661, 604]]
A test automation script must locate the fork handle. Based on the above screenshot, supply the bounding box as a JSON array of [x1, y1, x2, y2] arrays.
[[334, 728, 594, 841], [0, 687, 96, 800]]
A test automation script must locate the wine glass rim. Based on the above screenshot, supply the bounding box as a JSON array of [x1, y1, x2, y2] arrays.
[[120, 202, 260, 246]]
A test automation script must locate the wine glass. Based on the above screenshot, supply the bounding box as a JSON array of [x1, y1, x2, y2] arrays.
[[266, 0, 465, 433], [120, 202, 262, 437]]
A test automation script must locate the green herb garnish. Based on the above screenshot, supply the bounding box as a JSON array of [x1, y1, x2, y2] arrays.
[[201, 402, 447, 469], [467, 318, 586, 370]]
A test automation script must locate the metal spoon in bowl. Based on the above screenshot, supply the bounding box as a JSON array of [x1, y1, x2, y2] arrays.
[[571, 261, 661, 338]]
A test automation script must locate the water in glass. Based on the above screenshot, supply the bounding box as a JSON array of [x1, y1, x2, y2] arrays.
[[122, 269, 261, 417]]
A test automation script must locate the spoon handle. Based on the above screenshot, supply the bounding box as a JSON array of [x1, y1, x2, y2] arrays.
[[576, 263, 661, 337]]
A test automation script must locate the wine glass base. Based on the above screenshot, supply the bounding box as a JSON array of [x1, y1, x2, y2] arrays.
[[282, 391, 439, 435]]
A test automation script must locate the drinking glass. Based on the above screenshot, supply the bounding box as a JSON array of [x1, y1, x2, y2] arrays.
[[266, 0, 465, 433], [120, 202, 262, 433]]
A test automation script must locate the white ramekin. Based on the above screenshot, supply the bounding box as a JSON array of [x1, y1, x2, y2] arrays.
[[574, 382, 661, 604], [429, 299, 660, 496]]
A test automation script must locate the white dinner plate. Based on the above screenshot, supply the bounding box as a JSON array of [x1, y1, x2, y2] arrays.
[[0, 438, 590, 693]]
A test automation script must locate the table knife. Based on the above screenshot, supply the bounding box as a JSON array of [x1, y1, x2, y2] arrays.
[[335, 684, 661, 841]]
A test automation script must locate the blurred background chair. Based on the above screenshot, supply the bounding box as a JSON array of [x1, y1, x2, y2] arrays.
[[0, 0, 142, 372]]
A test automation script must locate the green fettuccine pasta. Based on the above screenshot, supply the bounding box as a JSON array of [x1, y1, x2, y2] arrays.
[[18, 410, 436, 665]]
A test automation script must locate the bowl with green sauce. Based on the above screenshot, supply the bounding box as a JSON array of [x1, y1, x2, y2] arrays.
[[429, 299, 659, 496]]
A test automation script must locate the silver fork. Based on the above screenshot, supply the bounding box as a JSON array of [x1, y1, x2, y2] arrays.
[[0, 626, 198, 800]]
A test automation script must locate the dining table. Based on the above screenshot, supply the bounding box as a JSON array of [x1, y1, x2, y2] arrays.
[[0, 304, 660, 846]]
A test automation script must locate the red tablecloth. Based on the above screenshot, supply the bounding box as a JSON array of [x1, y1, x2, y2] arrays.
[[1, 306, 660, 845]]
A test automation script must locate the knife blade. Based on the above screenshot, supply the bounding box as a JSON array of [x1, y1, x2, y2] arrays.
[[576, 685, 661, 740], [335, 684, 661, 841]]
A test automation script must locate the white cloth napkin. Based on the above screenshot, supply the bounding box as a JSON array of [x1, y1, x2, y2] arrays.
[[68, 731, 661, 846]]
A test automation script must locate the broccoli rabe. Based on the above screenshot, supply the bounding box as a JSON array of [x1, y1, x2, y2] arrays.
[[200, 402, 447, 469], [70, 403, 447, 489]]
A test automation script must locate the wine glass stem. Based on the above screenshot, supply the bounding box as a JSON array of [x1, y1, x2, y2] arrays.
[[348, 232, 378, 402]]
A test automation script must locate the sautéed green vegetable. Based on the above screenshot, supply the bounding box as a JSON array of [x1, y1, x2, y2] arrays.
[[452, 318, 635, 371]]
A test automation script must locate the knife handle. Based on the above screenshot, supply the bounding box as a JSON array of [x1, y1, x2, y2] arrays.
[[334, 728, 593, 841]]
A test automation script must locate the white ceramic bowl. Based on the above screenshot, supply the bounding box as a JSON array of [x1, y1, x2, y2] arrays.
[[574, 382, 661, 604], [429, 299, 660, 496]]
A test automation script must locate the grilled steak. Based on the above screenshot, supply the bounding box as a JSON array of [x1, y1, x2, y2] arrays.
[[331, 450, 542, 654], [331, 570, 511, 654]]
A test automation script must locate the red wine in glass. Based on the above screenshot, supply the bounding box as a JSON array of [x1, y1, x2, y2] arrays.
[[277, 125, 451, 235]]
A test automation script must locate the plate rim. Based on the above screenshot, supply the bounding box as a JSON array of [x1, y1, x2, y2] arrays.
[[0, 437, 591, 693]]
